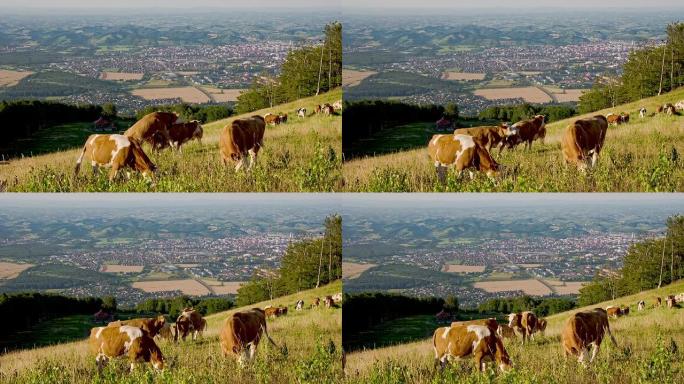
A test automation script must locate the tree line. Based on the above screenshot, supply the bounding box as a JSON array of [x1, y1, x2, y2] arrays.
[[579, 215, 684, 306], [477, 296, 576, 317], [478, 103, 576, 124], [135, 103, 233, 123], [134, 296, 234, 319], [235, 215, 342, 307], [578, 22, 684, 113], [235, 22, 342, 114]]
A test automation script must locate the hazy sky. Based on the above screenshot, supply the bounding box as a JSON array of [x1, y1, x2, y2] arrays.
[[3, 0, 338, 9], [344, 0, 684, 9]]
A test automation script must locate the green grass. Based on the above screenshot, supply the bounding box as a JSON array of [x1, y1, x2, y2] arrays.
[[0, 89, 342, 192], [0, 281, 342, 384], [344, 314, 439, 352], [343, 87, 684, 192], [345, 280, 684, 384]]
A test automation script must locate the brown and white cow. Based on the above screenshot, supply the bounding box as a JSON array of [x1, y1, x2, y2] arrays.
[[276, 306, 288, 316], [453, 125, 512, 152], [675, 293, 684, 303], [428, 134, 499, 181], [606, 306, 622, 318], [637, 300, 645, 311], [561, 115, 608, 170], [219, 308, 277, 365], [658, 103, 678, 116], [75, 134, 156, 181], [433, 324, 512, 372], [508, 311, 538, 344], [175, 308, 206, 341], [312, 297, 321, 308], [89, 325, 164, 372], [656, 297, 662, 307], [332, 293, 343, 304], [124, 111, 180, 148], [297, 108, 307, 118], [497, 324, 517, 339], [295, 300, 304, 311], [324, 295, 335, 308], [332, 100, 343, 111], [152, 120, 203, 151], [322, 104, 335, 115], [219, 115, 266, 171], [537, 318, 548, 336], [155, 323, 174, 341], [315, 105, 322, 114], [450, 318, 499, 335], [666, 295, 676, 309], [507, 115, 546, 150], [264, 306, 279, 318], [278, 113, 288, 124], [675, 101, 684, 111], [264, 113, 280, 126], [621, 306, 630, 316], [107, 315, 166, 338], [561, 308, 617, 365]]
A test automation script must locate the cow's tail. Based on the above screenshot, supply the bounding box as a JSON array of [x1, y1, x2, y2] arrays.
[[261, 322, 277, 347], [74, 138, 89, 175], [605, 321, 617, 347]]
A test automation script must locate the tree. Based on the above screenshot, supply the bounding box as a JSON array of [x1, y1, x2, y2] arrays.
[[444, 103, 459, 121], [101, 103, 117, 119], [101, 296, 117, 312], [443, 295, 459, 314]]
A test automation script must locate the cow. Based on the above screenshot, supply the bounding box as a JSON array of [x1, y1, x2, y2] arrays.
[[675, 293, 684, 303], [508, 115, 546, 150], [621, 113, 630, 123], [124, 111, 180, 149], [497, 324, 517, 339], [264, 113, 281, 126], [656, 297, 662, 307], [107, 315, 166, 338], [315, 105, 322, 114], [537, 318, 548, 336], [606, 306, 622, 319], [432, 324, 512, 372], [276, 306, 288, 316], [606, 113, 621, 125], [295, 300, 304, 311], [638, 300, 645, 311], [278, 113, 288, 124], [675, 101, 684, 111], [332, 293, 343, 304], [297, 108, 306, 118], [324, 295, 335, 308], [152, 120, 203, 151], [561, 115, 608, 170], [219, 115, 266, 171], [639, 108, 647, 118], [155, 323, 174, 341], [89, 325, 164, 372], [264, 306, 279, 318], [332, 100, 343, 111], [658, 103, 678, 116], [75, 134, 156, 182], [312, 297, 321, 308], [428, 134, 499, 182], [322, 104, 335, 115], [175, 309, 206, 341], [219, 308, 277, 366], [561, 308, 617, 365], [622, 306, 630, 316], [450, 318, 499, 335], [666, 295, 676, 309], [508, 311, 538, 344], [453, 124, 513, 152]]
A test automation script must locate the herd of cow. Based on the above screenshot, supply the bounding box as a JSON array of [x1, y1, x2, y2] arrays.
[[427, 101, 684, 180], [73, 99, 342, 182], [87, 293, 342, 373], [432, 293, 684, 373]]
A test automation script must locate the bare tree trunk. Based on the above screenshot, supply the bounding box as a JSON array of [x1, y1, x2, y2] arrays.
[[316, 43, 324, 96], [659, 45, 666, 95], [316, 239, 324, 288], [671, 46, 675, 92], [328, 236, 332, 282], [671, 238, 675, 284], [658, 240, 666, 288], [328, 43, 332, 91]]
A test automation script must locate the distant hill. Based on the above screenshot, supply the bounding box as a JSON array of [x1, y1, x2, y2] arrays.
[[0, 281, 343, 384], [345, 280, 684, 383]]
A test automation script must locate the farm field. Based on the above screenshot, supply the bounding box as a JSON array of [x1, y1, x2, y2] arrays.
[[443, 72, 486, 81], [201, 280, 244, 295], [200, 86, 243, 102], [474, 86, 553, 103], [101, 265, 144, 273], [544, 280, 585, 295], [342, 69, 377, 87], [131, 87, 211, 103], [100, 72, 144, 81], [342, 262, 378, 280], [132, 279, 211, 295], [0, 261, 34, 280], [342, 87, 684, 192], [442, 264, 486, 273], [0, 89, 342, 192], [0, 69, 33, 87], [0, 281, 343, 384], [345, 280, 684, 383], [473, 279, 552, 295]]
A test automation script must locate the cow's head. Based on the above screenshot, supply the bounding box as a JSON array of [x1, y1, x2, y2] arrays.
[[507, 313, 520, 328], [128, 140, 156, 179], [495, 337, 513, 372], [153, 315, 166, 330], [149, 342, 164, 370], [535, 114, 546, 128], [192, 122, 204, 143]]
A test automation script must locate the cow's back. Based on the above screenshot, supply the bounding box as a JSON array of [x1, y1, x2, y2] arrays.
[[220, 117, 265, 157]]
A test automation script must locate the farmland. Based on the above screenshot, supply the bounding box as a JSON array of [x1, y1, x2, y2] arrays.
[[0, 69, 33, 87], [131, 279, 211, 296], [0, 89, 342, 192], [0, 281, 343, 384], [0, 261, 34, 280], [342, 262, 378, 280], [342, 87, 684, 192], [443, 72, 486, 81], [474, 86, 553, 103], [342, 69, 377, 87], [101, 265, 144, 274], [345, 280, 684, 384], [131, 87, 211, 103], [100, 72, 144, 81], [473, 279, 552, 295]]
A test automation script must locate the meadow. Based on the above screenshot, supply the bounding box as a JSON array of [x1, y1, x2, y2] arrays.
[[0, 281, 343, 384], [345, 280, 684, 384], [343, 88, 684, 192], [0, 89, 342, 192]]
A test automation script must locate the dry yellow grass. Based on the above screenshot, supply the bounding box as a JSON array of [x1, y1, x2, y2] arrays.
[[201, 87, 244, 102], [343, 262, 377, 280], [0, 261, 34, 279], [131, 87, 210, 103], [0, 69, 33, 87], [443, 72, 486, 81], [442, 264, 486, 273], [473, 279, 552, 295], [548, 281, 586, 295], [100, 72, 144, 81], [551, 88, 585, 102], [132, 279, 210, 295], [101, 264, 144, 273], [474, 86, 553, 103], [343, 69, 377, 87]]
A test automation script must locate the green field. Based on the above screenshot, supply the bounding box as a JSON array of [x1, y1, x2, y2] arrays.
[[343, 87, 684, 192], [344, 314, 439, 352], [0, 89, 342, 192], [0, 281, 343, 384]]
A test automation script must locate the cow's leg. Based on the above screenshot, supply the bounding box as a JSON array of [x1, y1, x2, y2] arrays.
[[96, 353, 108, 372], [589, 342, 600, 362], [248, 149, 257, 170], [591, 150, 599, 168], [129, 362, 136, 372], [475, 353, 485, 372], [235, 157, 245, 172], [249, 342, 257, 360], [91, 161, 98, 176], [435, 164, 446, 184], [108, 166, 119, 182]]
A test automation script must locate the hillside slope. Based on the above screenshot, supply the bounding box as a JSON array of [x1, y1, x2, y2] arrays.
[[0, 89, 342, 192], [343, 88, 684, 192], [345, 280, 684, 384], [0, 281, 342, 384]]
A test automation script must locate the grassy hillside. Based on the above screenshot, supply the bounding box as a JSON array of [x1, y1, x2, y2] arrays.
[[343, 88, 684, 192], [345, 280, 684, 384], [0, 89, 341, 192], [0, 281, 342, 384]]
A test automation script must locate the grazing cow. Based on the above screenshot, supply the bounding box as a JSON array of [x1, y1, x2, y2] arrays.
[[151, 120, 203, 151], [428, 134, 499, 181], [675, 293, 684, 303], [277, 306, 288, 316], [658, 103, 678, 116], [219, 115, 266, 171], [324, 295, 335, 308], [107, 315, 166, 338], [219, 308, 277, 365], [322, 104, 335, 115], [315, 104, 322, 114], [155, 323, 174, 341], [639, 108, 647, 118], [89, 325, 164, 372], [312, 297, 321, 308], [297, 108, 306, 118], [621, 113, 630, 123], [656, 297, 662, 307], [606, 306, 622, 319], [453, 125, 513, 152], [278, 113, 288, 124], [508, 115, 546, 150], [295, 300, 304, 311], [75, 134, 156, 181], [508, 312, 538, 344], [638, 301, 645, 311], [175, 309, 206, 341], [450, 318, 499, 335], [561, 115, 608, 170], [332, 293, 343, 304], [622, 306, 630, 316], [264, 306, 279, 318], [675, 101, 684, 111], [124, 111, 180, 148], [433, 325, 512, 372], [561, 308, 617, 365], [666, 295, 676, 309], [497, 324, 517, 339], [264, 113, 281, 126], [606, 113, 621, 125], [537, 318, 548, 336], [332, 100, 343, 111]]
